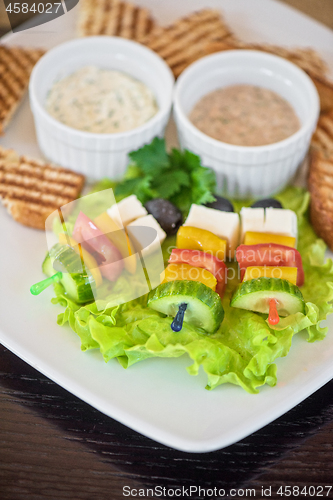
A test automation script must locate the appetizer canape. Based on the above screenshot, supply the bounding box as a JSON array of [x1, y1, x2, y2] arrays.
[[231, 199, 305, 325]]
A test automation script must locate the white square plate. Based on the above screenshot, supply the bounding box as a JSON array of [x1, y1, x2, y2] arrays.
[[1, 0, 333, 452]]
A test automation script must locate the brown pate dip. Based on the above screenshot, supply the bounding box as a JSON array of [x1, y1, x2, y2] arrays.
[[189, 84, 300, 147]]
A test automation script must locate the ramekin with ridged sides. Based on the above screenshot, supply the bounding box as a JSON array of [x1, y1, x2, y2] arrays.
[[29, 37, 174, 179], [173, 50, 320, 199]]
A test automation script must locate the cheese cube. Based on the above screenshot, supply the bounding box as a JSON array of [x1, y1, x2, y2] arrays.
[[244, 232, 296, 248], [184, 204, 240, 257], [240, 207, 298, 243], [264, 208, 298, 239], [126, 214, 166, 256], [240, 207, 265, 240], [107, 194, 147, 227]]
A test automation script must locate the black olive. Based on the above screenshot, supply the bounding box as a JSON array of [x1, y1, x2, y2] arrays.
[[251, 198, 283, 209], [145, 198, 183, 236], [205, 195, 234, 212]]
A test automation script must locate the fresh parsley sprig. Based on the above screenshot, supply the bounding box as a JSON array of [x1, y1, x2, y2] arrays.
[[114, 137, 216, 214]]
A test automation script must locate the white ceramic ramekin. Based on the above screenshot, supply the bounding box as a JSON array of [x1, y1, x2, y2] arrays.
[[29, 37, 174, 180], [173, 50, 320, 199]]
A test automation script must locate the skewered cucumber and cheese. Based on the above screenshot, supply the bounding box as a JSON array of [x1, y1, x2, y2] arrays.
[[148, 210, 229, 333], [231, 278, 305, 317], [234, 205, 304, 324], [148, 280, 224, 334]]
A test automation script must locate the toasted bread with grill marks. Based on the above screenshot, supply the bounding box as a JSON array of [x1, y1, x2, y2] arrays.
[[309, 74, 333, 114], [0, 146, 85, 230], [140, 9, 234, 78], [311, 111, 333, 154], [0, 45, 45, 134], [308, 112, 333, 250], [308, 148, 333, 250], [77, 0, 155, 39]]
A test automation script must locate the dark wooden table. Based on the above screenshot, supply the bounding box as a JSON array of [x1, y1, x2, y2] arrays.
[[1, 342, 333, 500]]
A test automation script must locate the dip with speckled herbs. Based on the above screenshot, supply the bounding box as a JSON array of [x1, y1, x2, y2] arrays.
[[189, 84, 300, 146], [46, 66, 158, 134]]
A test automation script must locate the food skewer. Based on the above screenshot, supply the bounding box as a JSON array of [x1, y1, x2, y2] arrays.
[[148, 200, 235, 333], [31, 244, 97, 304], [232, 201, 305, 323]]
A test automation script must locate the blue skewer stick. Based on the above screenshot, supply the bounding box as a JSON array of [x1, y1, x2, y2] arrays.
[[171, 303, 188, 332]]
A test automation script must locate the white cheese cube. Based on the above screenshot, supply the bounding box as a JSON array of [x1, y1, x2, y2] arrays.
[[184, 204, 240, 257], [107, 194, 147, 227], [240, 207, 265, 241], [126, 214, 166, 256], [264, 208, 298, 238]]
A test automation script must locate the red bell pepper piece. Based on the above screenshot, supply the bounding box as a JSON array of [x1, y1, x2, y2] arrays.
[[236, 243, 304, 287], [169, 248, 227, 297]]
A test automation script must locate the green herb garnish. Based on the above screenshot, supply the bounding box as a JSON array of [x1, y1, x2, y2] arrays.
[[114, 137, 216, 215]]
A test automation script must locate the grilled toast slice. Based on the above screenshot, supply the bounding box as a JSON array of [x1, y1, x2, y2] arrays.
[[309, 74, 333, 114], [77, 0, 155, 39], [308, 147, 333, 250], [309, 112, 333, 250], [0, 45, 45, 134], [0, 146, 85, 230], [311, 111, 333, 154], [140, 9, 234, 78]]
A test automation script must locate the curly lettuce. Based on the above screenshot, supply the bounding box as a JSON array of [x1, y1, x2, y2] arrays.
[[49, 187, 333, 393]]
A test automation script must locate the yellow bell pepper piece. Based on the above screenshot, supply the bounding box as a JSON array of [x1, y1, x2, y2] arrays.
[[244, 231, 296, 248], [94, 212, 137, 274], [176, 226, 227, 261], [58, 233, 103, 287], [243, 266, 297, 285], [162, 263, 217, 290]]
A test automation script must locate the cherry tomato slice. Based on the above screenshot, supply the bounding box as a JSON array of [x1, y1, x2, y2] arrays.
[[73, 211, 124, 282], [236, 243, 304, 287]]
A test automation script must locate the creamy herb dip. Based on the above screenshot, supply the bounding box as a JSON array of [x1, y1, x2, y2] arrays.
[[45, 66, 158, 134], [189, 85, 300, 146]]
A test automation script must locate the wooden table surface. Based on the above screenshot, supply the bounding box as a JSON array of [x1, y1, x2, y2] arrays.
[[1, 1, 333, 499], [1, 342, 333, 500]]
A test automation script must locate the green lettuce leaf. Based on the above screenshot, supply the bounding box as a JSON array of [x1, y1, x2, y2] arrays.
[[48, 186, 333, 393]]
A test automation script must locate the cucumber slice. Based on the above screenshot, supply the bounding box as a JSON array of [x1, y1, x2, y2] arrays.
[[42, 243, 95, 304], [148, 280, 224, 333], [231, 277, 305, 316]]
